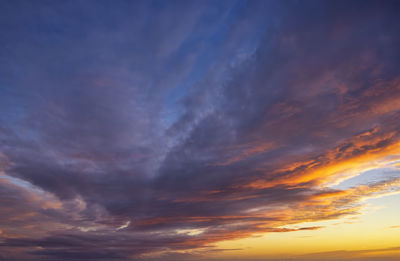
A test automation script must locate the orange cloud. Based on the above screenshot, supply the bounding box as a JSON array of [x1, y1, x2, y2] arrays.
[[245, 126, 400, 189], [214, 142, 278, 166]]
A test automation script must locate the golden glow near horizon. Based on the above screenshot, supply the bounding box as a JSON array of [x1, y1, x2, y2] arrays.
[[210, 152, 400, 261], [213, 194, 400, 260], [168, 137, 400, 260]]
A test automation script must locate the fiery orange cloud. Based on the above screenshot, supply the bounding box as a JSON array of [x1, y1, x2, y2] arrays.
[[244, 127, 400, 189]]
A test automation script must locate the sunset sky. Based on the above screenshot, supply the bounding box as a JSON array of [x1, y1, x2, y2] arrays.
[[1, 1, 400, 260]]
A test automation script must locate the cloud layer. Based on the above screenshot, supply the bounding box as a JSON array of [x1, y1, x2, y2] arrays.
[[1, 0, 400, 260]]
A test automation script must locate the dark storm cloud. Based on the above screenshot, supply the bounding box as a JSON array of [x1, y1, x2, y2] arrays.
[[1, 0, 400, 260]]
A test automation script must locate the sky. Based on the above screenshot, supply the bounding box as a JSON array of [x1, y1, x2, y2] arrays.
[[0, 0, 400, 260]]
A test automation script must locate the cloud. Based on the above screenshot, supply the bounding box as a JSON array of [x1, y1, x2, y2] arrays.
[[1, 0, 400, 260], [296, 246, 400, 261]]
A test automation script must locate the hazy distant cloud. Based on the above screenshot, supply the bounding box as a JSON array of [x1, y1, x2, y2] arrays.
[[295, 246, 400, 261]]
